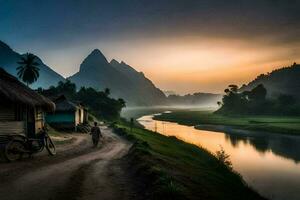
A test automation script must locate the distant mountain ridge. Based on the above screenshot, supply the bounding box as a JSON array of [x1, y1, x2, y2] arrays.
[[240, 63, 300, 99], [0, 40, 65, 88], [69, 49, 166, 106]]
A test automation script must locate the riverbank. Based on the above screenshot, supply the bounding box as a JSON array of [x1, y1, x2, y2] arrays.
[[154, 110, 300, 135], [113, 121, 266, 200]]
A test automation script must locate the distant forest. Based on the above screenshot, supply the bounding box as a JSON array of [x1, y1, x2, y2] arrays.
[[240, 62, 300, 99], [217, 63, 300, 116], [217, 84, 300, 116]]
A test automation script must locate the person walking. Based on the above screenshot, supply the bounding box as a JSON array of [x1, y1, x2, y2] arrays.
[[90, 122, 102, 147]]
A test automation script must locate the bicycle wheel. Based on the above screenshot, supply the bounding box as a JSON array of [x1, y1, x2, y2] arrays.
[[4, 140, 25, 162], [45, 137, 56, 156]]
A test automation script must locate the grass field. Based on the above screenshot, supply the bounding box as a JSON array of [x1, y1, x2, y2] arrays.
[[114, 121, 266, 200], [154, 110, 300, 135]]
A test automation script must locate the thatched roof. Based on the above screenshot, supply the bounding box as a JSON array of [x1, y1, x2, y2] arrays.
[[0, 68, 55, 111], [51, 95, 78, 112]]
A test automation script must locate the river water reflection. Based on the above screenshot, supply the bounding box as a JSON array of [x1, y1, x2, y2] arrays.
[[138, 114, 300, 200]]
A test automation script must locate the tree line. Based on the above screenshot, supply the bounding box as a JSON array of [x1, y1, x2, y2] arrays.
[[38, 80, 126, 120], [217, 84, 300, 116]]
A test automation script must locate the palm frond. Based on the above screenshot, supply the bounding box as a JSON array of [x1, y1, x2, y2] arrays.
[[16, 53, 40, 85]]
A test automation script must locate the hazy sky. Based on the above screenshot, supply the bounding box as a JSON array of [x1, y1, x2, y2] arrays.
[[1, 0, 300, 94]]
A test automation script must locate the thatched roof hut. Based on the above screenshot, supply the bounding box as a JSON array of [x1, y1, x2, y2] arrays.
[[0, 68, 55, 111], [50, 95, 77, 112], [46, 95, 88, 131]]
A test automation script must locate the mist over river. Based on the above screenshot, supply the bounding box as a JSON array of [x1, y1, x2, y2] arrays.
[[138, 113, 300, 200]]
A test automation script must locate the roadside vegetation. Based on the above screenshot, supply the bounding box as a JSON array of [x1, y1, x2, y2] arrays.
[[154, 110, 300, 135], [112, 121, 266, 200]]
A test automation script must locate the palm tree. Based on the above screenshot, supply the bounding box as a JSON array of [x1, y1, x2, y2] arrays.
[[17, 53, 40, 86]]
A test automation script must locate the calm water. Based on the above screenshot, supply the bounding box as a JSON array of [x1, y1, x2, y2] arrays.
[[138, 114, 300, 200]]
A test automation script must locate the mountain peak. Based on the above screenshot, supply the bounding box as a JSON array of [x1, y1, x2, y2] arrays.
[[110, 59, 120, 65], [79, 49, 110, 72], [90, 49, 103, 56]]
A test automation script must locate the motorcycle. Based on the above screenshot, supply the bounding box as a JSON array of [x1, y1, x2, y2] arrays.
[[0, 128, 56, 162]]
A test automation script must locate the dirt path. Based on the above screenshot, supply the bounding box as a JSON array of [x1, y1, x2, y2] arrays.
[[0, 126, 135, 200]]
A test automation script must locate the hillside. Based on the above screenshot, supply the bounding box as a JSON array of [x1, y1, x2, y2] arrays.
[[0, 40, 65, 88], [69, 49, 166, 106], [240, 63, 300, 99]]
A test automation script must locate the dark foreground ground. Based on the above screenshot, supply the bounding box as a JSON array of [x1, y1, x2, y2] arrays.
[[0, 127, 136, 200]]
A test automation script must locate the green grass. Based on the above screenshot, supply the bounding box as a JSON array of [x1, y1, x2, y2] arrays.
[[113, 121, 266, 200], [154, 110, 300, 135]]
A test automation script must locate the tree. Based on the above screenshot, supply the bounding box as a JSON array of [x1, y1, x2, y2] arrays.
[[56, 79, 76, 98], [248, 84, 267, 102], [104, 88, 110, 96], [118, 98, 126, 108], [228, 84, 238, 93], [17, 53, 40, 86]]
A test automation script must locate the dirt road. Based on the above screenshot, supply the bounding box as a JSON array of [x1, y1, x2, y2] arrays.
[[0, 126, 135, 200]]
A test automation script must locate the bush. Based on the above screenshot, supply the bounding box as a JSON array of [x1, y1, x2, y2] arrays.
[[215, 146, 232, 170]]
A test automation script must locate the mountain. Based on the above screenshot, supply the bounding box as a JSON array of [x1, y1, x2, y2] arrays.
[[240, 62, 300, 99], [0, 40, 65, 89], [69, 49, 166, 106]]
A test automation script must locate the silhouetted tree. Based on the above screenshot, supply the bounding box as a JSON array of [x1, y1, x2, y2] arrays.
[[17, 53, 40, 86], [56, 79, 76, 98], [217, 84, 268, 115], [228, 85, 238, 93], [104, 88, 110, 96], [247, 84, 267, 102]]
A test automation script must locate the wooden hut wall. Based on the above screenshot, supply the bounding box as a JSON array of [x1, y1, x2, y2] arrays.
[[0, 103, 25, 135], [0, 121, 25, 135], [45, 111, 76, 130], [0, 104, 14, 121]]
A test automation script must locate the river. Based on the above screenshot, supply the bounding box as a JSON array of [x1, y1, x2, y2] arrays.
[[138, 113, 300, 200]]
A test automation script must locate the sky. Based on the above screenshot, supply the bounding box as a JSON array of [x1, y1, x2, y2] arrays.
[[1, 0, 300, 94]]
